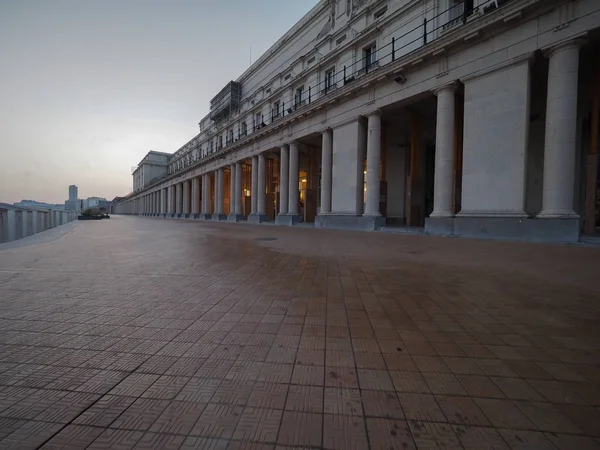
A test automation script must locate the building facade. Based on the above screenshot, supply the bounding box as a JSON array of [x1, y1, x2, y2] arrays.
[[65, 185, 79, 211], [114, 0, 600, 242]]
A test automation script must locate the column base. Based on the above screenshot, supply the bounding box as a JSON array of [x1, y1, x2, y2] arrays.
[[450, 216, 580, 243], [228, 213, 245, 222], [212, 213, 228, 221], [199, 213, 213, 220], [536, 210, 579, 219], [276, 214, 301, 226], [182, 214, 190, 219], [424, 217, 455, 236], [248, 213, 268, 224], [315, 214, 384, 231]]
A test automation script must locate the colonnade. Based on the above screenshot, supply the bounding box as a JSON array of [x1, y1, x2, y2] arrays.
[[129, 40, 582, 241]]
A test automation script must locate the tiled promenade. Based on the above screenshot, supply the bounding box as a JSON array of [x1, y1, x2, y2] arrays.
[[0, 216, 599, 449]]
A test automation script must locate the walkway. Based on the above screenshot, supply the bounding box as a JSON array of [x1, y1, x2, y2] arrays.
[[0, 216, 599, 449]]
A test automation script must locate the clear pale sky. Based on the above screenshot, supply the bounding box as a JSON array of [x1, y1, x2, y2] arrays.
[[0, 0, 319, 204]]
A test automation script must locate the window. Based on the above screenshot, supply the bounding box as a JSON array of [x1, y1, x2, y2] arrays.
[[217, 136, 223, 150], [241, 121, 247, 136], [364, 43, 377, 69], [273, 100, 281, 119], [209, 141, 214, 153], [336, 34, 347, 46], [255, 112, 263, 130], [295, 86, 305, 108], [227, 129, 233, 144], [324, 68, 336, 93], [374, 6, 387, 20], [446, 0, 474, 27]]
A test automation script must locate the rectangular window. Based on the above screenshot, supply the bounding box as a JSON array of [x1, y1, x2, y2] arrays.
[[364, 43, 377, 69], [241, 121, 247, 136], [374, 6, 387, 20], [227, 129, 233, 144], [446, 0, 474, 28], [255, 112, 262, 130], [273, 100, 281, 119], [295, 86, 305, 108], [324, 68, 336, 93]]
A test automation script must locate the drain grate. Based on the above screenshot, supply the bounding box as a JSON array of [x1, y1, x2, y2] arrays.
[[254, 237, 277, 241]]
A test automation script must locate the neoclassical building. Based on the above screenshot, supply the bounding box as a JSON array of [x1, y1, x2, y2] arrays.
[[114, 0, 600, 242]]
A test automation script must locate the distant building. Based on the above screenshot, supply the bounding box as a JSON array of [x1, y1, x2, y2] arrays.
[[81, 197, 109, 212], [14, 200, 63, 210], [65, 185, 80, 212], [132, 151, 170, 193]]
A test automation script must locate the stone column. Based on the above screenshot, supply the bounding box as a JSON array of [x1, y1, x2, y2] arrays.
[[183, 180, 191, 216], [538, 40, 582, 219], [288, 141, 300, 219], [229, 164, 242, 221], [320, 129, 333, 215], [279, 145, 289, 216], [364, 111, 382, 217], [251, 153, 267, 223], [175, 183, 183, 215], [32, 210, 38, 234], [192, 178, 200, 216], [167, 186, 173, 215], [235, 161, 243, 216], [201, 175, 208, 217], [430, 84, 457, 218], [251, 156, 258, 214], [214, 168, 226, 220], [6, 209, 16, 242], [229, 164, 236, 213]]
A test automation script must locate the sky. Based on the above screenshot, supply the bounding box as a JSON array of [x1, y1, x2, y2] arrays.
[[0, 0, 319, 204]]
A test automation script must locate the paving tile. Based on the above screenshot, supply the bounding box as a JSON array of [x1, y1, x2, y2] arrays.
[[365, 417, 416, 450], [277, 411, 322, 447], [73, 394, 136, 427], [284, 385, 323, 413], [149, 400, 207, 435], [435, 395, 490, 426], [498, 429, 557, 450], [473, 398, 535, 430], [110, 398, 170, 431], [0, 421, 63, 450], [131, 432, 186, 450], [190, 403, 243, 439], [233, 407, 282, 443], [176, 377, 221, 403], [397, 393, 446, 423], [323, 413, 369, 450], [291, 365, 324, 386], [452, 425, 509, 450], [87, 429, 144, 450], [247, 382, 288, 410], [357, 369, 395, 391], [40, 424, 103, 450], [361, 390, 404, 419], [408, 420, 462, 449], [324, 387, 363, 416]]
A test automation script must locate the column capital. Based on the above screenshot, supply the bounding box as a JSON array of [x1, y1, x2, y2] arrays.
[[542, 34, 587, 58], [432, 81, 459, 96], [320, 127, 333, 135], [362, 109, 382, 119]]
